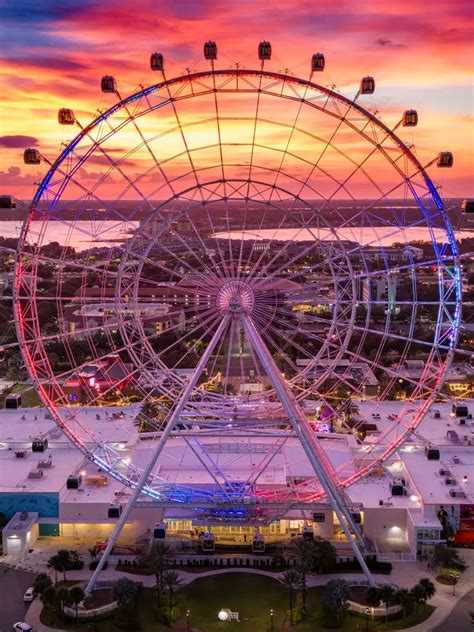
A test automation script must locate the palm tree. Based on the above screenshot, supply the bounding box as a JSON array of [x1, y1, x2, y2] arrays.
[[56, 586, 72, 612], [47, 555, 63, 584], [365, 586, 381, 608], [292, 537, 316, 613], [162, 570, 184, 624], [69, 585, 85, 622], [323, 579, 351, 623], [418, 578, 435, 612], [378, 584, 395, 623], [56, 549, 72, 582], [393, 588, 412, 618], [313, 539, 337, 573], [113, 578, 139, 624], [33, 572, 53, 596], [282, 569, 300, 625], [410, 584, 425, 614], [41, 585, 57, 624], [140, 541, 170, 607]]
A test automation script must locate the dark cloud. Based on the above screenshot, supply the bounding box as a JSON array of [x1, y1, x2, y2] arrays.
[[0, 0, 101, 24], [4, 56, 90, 72], [0, 135, 38, 148], [375, 37, 407, 49]]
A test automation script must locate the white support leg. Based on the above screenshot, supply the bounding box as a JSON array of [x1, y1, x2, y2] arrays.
[[84, 316, 229, 595], [241, 315, 376, 586]]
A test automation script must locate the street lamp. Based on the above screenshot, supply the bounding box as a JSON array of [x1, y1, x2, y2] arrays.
[[270, 608, 274, 632], [365, 606, 370, 632], [186, 609, 190, 632], [449, 572, 457, 596]]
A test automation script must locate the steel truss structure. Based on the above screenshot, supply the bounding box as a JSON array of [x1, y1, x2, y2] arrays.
[[15, 50, 462, 593]]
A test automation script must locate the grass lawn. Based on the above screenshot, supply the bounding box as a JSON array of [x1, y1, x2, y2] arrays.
[[40, 573, 436, 632]]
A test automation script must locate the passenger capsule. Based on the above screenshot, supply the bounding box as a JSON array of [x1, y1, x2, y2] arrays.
[[311, 53, 325, 72], [58, 108, 75, 125], [258, 41, 272, 61], [0, 195, 15, 209], [437, 152, 453, 168], [23, 148, 41, 164], [360, 76, 375, 94], [204, 41, 217, 60], [101, 75, 117, 93], [150, 52, 164, 71], [461, 199, 474, 214], [403, 110, 418, 127]]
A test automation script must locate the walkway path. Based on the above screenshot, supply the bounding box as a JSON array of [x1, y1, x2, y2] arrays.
[[21, 548, 474, 632]]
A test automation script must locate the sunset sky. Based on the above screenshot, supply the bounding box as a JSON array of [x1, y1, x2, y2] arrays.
[[1, 0, 472, 201]]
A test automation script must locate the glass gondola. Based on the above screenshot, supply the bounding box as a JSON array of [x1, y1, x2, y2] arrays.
[[201, 531, 215, 552], [153, 521, 167, 539], [252, 533, 265, 553]]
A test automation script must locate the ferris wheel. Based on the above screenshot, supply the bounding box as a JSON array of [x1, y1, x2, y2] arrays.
[[16, 42, 462, 588]]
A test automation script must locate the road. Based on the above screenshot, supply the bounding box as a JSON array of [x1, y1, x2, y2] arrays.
[[0, 564, 36, 630], [433, 588, 474, 632]]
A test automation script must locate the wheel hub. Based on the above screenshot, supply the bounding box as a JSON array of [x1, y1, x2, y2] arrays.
[[216, 281, 255, 317]]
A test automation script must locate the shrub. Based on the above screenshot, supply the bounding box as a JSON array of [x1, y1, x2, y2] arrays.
[[156, 605, 181, 624], [89, 560, 108, 571]]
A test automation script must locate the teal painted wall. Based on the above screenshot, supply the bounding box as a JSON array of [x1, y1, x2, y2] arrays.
[[39, 523, 60, 536]]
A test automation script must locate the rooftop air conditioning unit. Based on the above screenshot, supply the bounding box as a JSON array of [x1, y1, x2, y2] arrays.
[[37, 459, 52, 469], [449, 489, 466, 498], [444, 477, 457, 485], [15, 450, 26, 458], [452, 456, 461, 464], [439, 469, 451, 476], [28, 469, 44, 479]]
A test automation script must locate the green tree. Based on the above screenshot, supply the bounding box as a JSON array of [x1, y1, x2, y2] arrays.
[[47, 555, 62, 583], [113, 577, 140, 624], [378, 584, 396, 623], [313, 539, 337, 573], [410, 584, 425, 614], [41, 585, 57, 624], [323, 579, 351, 623], [431, 544, 467, 573], [282, 569, 300, 625], [113, 577, 139, 607], [393, 587, 413, 618], [418, 578, 436, 612], [365, 586, 381, 608], [140, 541, 170, 607], [292, 537, 317, 613], [33, 572, 53, 596], [56, 586, 72, 612], [162, 570, 183, 624], [69, 585, 85, 621]]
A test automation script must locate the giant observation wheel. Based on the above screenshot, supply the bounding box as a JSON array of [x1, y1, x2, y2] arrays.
[[15, 44, 461, 528]]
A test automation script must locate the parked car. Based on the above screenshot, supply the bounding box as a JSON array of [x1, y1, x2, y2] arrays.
[[23, 587, 35, 602], [13, 623, 32, 632]]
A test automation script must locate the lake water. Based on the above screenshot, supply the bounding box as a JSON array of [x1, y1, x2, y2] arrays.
[[214, 226, 473, 247], [0, 221, 471, 251]]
